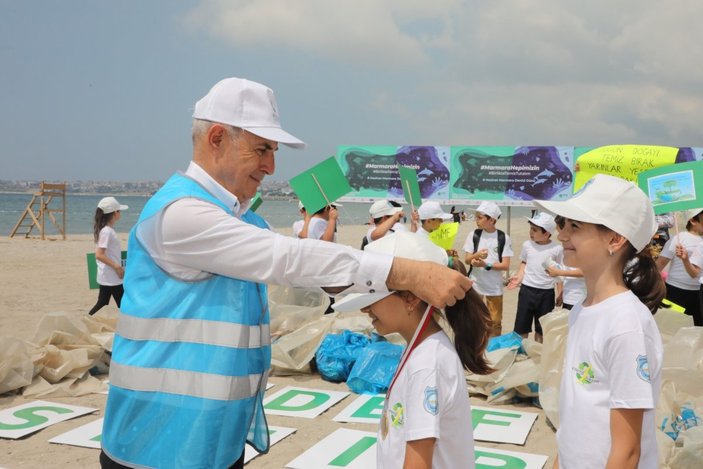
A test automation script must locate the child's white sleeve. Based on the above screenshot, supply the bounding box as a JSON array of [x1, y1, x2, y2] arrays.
[[462, 230, 475, 253], [403, 369, 441, 442], [660, 238, 674, 260], [605, 330, 657, 410], [97, 228, 111, 249], [519, 241, 528, 263]]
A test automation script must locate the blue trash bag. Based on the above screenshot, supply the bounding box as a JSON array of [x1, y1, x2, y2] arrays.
[[315, 330, 370, 382], [347, 340, 403, 394], [487, 331, 524, 353]]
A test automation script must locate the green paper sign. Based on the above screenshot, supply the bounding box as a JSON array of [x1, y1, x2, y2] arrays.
[[290, 157, 352, 214], [86, 251, 127, 290], [250, 193, 263, 212], [637, 160, 703, 214], [398, 166, 422, 210]]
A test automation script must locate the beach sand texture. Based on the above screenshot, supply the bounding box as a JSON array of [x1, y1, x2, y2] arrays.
[[0, 218, 559, 468]]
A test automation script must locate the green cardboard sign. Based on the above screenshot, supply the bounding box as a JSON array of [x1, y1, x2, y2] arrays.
[[398, 166, 422, 210], [250, 193, 263, 212], [86, 251, 127, 290], [289, 157, 352, 214], [637, 160, 703, 214]]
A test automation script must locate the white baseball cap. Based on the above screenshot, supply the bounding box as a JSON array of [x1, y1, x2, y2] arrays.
[[526, 212, 557, 234], [474, 201, 502, 220], [193, 77, 306, 149], [683, 208, 703, 223], [417, 201, 453, 221], [333, 232, 448, 312], [533, 174, 656, 252], [370, 200, 402, 219], [98, 197, 128, 214]]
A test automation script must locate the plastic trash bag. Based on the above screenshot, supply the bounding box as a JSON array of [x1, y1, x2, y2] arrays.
[[315, 330, 370, 382], [537, 307, 569, 427], [347, 340, 403, 395], [268, 285, 329, 338]]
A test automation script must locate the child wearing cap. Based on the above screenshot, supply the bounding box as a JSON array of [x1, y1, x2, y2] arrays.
[[89, 197, 128, 316], [333, 232, 493, 468], [655, 208, 703, 325], [416, 201, 453, 238], [507, 212, 563, 343], [533, 174, 665, 468], [688, 243, 703, 325], [362, 200, 416, 249], [462, 201, 514, 337], [298, 204, 340, 242], [292, 201, 306, 238]]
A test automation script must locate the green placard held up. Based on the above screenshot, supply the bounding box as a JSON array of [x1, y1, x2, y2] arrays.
[[86, 251, 127, 290], [397, 166, 422, 211], [637, 160, 703, 214], [249, 193, 263, 212], [289, 156, 352, 214]]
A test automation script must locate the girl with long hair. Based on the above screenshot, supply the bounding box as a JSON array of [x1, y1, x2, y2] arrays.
[[89, 197, 128, 315], [333, 232, 493, 469], [534, 174, 666, 468]]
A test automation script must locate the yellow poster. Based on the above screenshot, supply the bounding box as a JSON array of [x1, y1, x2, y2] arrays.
[[573, 145, 678, 191], [429, 222, 459, 250]]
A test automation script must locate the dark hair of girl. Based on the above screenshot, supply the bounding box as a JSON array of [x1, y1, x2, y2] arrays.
[[444, 258, 495, 375], [596, 226, 666, 314], [686, 211, 702, 231], [93, 208, 115, 242]]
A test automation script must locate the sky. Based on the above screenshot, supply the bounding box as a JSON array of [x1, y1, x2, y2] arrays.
[[1, 1, 702, 183]]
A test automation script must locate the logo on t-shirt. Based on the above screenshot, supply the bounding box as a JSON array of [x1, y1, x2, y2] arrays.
[[423, 386, 438, 415], [574, 361, 596, 384], [390, 402, 405, 428], [636, 355, 650, 383]]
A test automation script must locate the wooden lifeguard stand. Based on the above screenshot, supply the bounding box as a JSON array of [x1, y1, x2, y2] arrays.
[[9, 182, 67, 240]]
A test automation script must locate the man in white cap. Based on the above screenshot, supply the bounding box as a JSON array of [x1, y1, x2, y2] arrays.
[[362, 199, 416, 248], [100, 77, 472, 469], [416, 200, 453, 238], [462, 201, 514, 336]]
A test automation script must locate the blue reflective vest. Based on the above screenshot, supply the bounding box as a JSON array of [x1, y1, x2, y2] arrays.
[[102, 173, 270, 468]]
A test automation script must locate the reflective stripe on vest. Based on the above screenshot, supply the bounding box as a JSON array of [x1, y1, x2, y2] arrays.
[[117, 315, 271, 349], [110, 362, 266, 401]]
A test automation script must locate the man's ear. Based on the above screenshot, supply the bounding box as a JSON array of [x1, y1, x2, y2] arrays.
[[207, 124, 227, 150]]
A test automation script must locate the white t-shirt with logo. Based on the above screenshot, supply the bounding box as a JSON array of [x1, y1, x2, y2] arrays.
[[660, 231, 702, 290], [519, 240, 563, 289], [96, 225, 123, 286], [377, 331, 475, 469], [462, 229, 514, 297], [557, 291, 662, 469]]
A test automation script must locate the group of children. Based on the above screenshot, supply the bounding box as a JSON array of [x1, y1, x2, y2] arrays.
[[92, 175, 702, 468]]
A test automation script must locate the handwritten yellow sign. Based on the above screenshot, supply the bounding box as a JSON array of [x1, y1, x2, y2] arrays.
[[574, 145, 678, 191], [429, 222, 459, 250]]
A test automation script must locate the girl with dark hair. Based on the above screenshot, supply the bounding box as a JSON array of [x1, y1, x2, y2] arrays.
[[534, 174, 666, 469], [333, 232, 492, 469], [89, 197, 128, 316]]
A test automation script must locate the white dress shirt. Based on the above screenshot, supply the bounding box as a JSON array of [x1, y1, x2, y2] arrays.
[[136, 162, 392, 295]]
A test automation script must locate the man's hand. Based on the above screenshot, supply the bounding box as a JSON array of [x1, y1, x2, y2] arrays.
[[387, 257, 473, 308]]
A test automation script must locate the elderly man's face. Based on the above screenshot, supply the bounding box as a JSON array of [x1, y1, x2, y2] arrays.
[[221, 130, 278, 201]]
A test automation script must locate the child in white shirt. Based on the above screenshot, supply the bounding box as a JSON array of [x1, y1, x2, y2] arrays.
[[334, 232, 493, 469], [534, 174, 665, 468], [655, 207, 703, 325], [89, 197, 128, 315], [463, 201, 514, 336], [507, 212, 563, 342]]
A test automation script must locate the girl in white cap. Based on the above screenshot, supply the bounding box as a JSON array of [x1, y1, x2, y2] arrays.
[[655, 208, 703, 325], [89, 196, 128, 315], [333, 232, 493, 469], [533, 174, 665, 469]]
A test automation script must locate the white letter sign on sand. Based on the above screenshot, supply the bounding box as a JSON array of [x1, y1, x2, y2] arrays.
[[0, 400, 97, 439], [49, 418, 103, 449], [333, 394, 385, 424], [286, 428, 377, 469], [244, 426, 297, 463], [474, 445, 548, 469], [263, 386, 350, 419], [472, 406, 538, 445]]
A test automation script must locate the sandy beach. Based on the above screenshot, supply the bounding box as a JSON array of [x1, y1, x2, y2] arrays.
[[0, 217, 558, 468]]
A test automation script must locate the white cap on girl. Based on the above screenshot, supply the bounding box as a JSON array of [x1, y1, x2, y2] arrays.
[[532, 174, 656, 252], [98, 197, 128, 214]]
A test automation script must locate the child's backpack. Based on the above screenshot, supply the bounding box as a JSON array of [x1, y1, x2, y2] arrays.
[[468, 229, 506, 276]]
